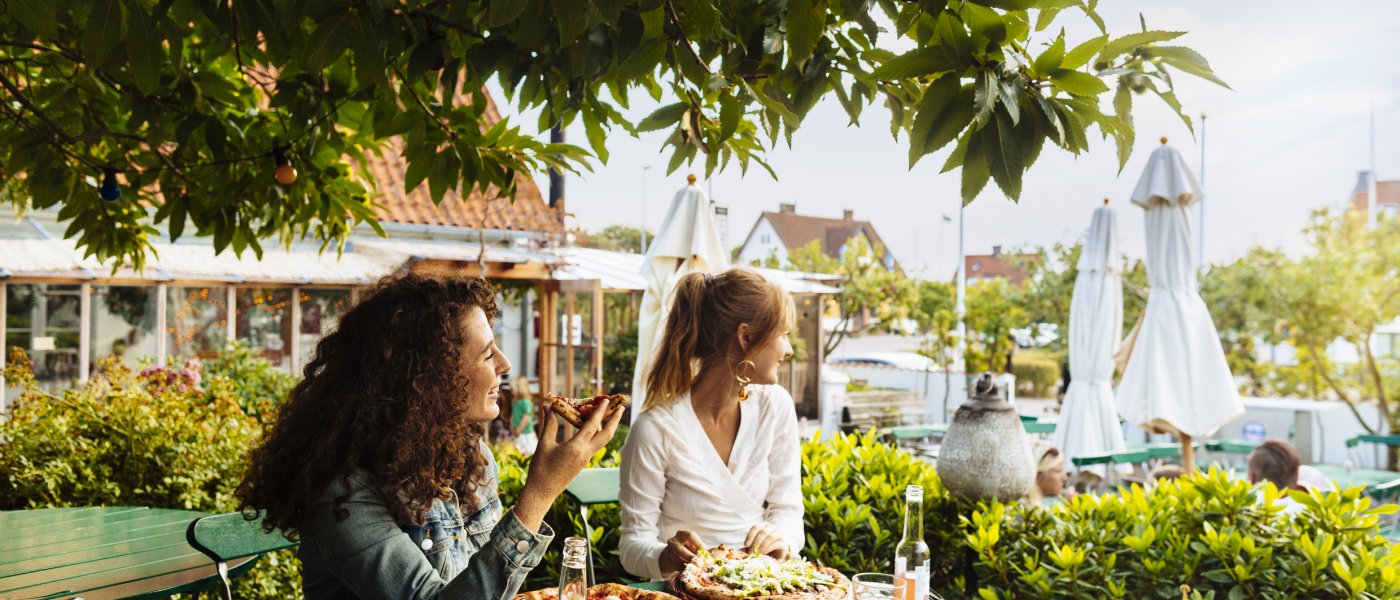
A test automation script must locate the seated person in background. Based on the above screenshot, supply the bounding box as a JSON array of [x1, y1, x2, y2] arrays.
[[1248, 439, 1307, 515], [1029, 441, 1075, 506], [1148, 464, 1186, 489], [1297, 463, 1336, 492]]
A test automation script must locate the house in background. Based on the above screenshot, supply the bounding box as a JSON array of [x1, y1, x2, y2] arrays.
[[736, 203, 900, 272], [1347, 170, 1399, 220], [959, 245, 1040, 285]]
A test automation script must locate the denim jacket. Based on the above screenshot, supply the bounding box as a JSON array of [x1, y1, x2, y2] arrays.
[[300, 443, 553, 599]]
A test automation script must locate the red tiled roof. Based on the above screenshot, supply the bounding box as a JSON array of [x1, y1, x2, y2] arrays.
[[361, 89, 564, 235], [962, 252, 1040, 285], [1349, 179, 1400, 213], [754, 210, 899, 270]]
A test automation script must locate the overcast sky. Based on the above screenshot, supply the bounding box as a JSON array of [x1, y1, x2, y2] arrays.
[[488, 0, 1400, 280]]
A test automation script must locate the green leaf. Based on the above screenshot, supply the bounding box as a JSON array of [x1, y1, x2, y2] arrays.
[[124, 1, 163, 94], [871, 47, 955, 80], [83, 0, 126, 69], [719, 93, 742, 142], [1035, 95, 1065, 144], [1033, 32, 1065, 75], [972, 69, 998, 127], [1061, 34, 1107, 70], [1097, 30, 1185, 64], [169, 196, 188, 242], [582, 108, 610, 163], [1034, 7, 1064, 32], [908, 79, 974, 168], [351, 16, 389, 92], [616, 41, 666, 80], [674, 0, 720, 41], [403, 147, 436, 193], [488, 0, 530, 27], [983, 109, 1026, 200], [1049, 69, 1109, 96], [9, 0, 57, 37], [967, 0, 1037, 9], [996, 77, 1021, 125], [304, 13, 355, 72], [786, 0, 824, 64], [1113, 83, 1132, 123], [959, 132, 990, 204], [1150, 46, 1231, 89], [1152, 87, 1193, 132], [550, 0, 590, 45], [637, 103, 687, 132], [959, 3, 1007, 45]]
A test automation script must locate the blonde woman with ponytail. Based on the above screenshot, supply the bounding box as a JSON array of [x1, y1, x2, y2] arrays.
[[618, 268, 802, 581]]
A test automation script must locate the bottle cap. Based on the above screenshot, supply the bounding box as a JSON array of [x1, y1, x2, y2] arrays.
[[905, 485, 923, 499]]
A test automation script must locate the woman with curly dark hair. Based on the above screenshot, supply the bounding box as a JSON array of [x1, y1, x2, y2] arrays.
[[236, 274, 621, 599]]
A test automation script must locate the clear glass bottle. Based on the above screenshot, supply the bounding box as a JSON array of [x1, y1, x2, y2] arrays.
[[893, 485, 931, 600], [559, 537, 590, 600]]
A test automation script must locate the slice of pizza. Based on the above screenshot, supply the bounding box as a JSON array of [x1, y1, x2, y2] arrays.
[[545, 393, 630, 428]]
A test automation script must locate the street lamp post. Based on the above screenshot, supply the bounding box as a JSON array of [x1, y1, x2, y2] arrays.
[[641, 166, 652, 254]]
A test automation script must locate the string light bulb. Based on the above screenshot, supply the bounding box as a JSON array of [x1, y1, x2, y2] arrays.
[[99, 169, 121, 201], [273, 147, 297, 185]]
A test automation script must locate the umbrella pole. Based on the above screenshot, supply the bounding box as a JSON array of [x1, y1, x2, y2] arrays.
[[1181, 433, 1195, 474]]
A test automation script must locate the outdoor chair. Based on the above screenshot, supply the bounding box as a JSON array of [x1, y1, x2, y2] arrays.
[[187, 512, 299, 600], [564, 467, 620, 585], [1346, 434, 1400, 471]]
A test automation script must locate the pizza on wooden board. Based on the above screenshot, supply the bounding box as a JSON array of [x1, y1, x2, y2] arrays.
[[514, 582, 678, 600], [545, 393, 629, 428], [671, 547, 850, 600]]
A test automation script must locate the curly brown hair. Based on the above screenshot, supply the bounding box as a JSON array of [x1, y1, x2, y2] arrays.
[[236, 274, 500, 538]]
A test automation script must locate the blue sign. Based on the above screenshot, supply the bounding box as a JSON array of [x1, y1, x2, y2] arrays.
[[1241, 421, 1267, 443]]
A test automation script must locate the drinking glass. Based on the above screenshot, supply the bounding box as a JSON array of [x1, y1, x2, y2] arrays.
[[851, 573, 904, 600]]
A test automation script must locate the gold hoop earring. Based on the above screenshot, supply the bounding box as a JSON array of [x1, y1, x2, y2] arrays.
[[735, 360, 756, 401]]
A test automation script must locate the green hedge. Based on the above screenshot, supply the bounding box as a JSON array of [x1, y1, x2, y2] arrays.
[[1011, 349, 1061, 399], [498, 430, 1400, 598]]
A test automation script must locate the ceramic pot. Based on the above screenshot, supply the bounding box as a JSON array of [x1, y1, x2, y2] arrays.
[[937, 373, 1036, 502]]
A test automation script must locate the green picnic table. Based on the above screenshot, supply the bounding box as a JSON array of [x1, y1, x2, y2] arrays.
[[0, 506, 257, 600]]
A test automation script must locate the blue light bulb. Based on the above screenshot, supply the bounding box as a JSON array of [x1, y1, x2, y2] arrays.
[[99, 170, 121, 201]]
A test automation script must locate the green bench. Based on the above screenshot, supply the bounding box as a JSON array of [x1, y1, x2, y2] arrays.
[[1346, 434, 1400, 449], [186, 512, 299, 600]]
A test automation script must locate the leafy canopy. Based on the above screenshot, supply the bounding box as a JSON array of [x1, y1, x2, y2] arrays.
[[0, 0, 1221, 268]]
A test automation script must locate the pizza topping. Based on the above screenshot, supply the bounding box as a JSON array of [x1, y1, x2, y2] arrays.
[[690, 548, 838, 599]]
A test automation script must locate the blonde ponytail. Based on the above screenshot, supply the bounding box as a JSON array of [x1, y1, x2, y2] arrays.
[[644, 268, 795, 411]]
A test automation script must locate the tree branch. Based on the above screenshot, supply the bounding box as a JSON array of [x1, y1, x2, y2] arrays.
[[1310, 344, 1379, 434], [0, 40, 83, 62], [0, 67, 77, 144], [664, 0, 713, 75]]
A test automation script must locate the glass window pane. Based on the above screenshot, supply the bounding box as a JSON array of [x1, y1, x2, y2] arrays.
[[297, 288, 351, 370], [4, 283, 80, 390], [236, 288, 292, 371], [167, 286, 229, 360], [91, 286, 158, 372]]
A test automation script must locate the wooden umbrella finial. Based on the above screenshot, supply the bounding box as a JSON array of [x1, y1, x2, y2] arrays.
[[1103, 198, 1110, 205], [1160, 136, 1169, 144], [687, 174, 697, 185]]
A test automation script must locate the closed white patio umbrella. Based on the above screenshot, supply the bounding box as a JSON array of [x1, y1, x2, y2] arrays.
[[1116, 139, 1243, 470], [630, 175, 729, 418], [1053, 200, 1129, 477]]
